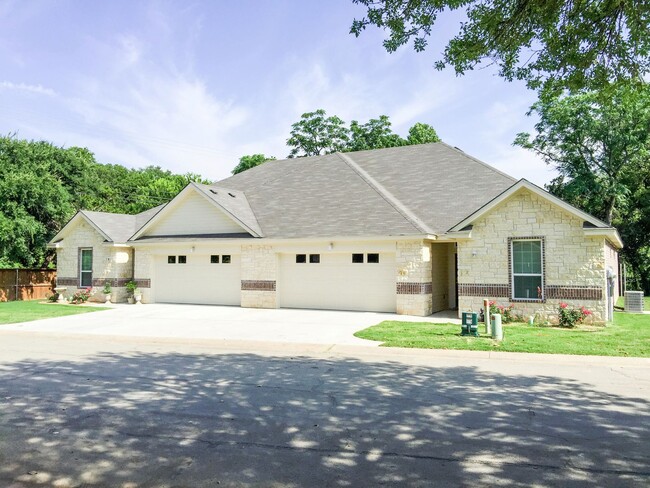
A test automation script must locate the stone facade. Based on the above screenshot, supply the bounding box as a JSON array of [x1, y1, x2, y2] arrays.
[[240, 244, 278, 309], [55, 219, 133, 303], [457, 189, 608, 322], [396, 240, 433, 316], [134, 248, 154, 303]]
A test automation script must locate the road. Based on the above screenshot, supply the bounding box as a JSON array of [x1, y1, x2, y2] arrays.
[[1, 330, 648, 487]]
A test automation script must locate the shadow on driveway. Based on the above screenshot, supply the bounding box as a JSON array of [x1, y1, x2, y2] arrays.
[[0, 352, 648, 487]]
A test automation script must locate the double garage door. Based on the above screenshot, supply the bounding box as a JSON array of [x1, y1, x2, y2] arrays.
[[153, 251, 396, 313], [279, 252, 396, 312], [153, 254, 241, 305]]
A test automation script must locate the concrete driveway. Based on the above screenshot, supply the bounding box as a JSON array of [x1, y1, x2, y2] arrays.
[[2, 303, 459, 346]]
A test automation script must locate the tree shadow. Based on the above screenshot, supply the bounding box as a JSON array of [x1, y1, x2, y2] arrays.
[[0, 352, 648, 487]]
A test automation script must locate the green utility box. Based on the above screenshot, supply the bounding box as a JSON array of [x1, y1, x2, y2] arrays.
[[461, 312, 479, 336]]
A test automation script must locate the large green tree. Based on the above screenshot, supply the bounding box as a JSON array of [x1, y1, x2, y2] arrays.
[[287, 109, 350, 157], [347, 115, 406, 151], [407, 122, 440, 145], [231, 154, 276, 175], [350, 0, 650, 95], [514, 83, 650, 292]]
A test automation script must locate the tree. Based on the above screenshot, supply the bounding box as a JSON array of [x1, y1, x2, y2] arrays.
[[350, 0, 650, 96], [286, 109, 350, 157], [232, 154, 276, 175], [407, 122, 440, 145], [514, 83, 650, 292], [347, 115, 406, 151]]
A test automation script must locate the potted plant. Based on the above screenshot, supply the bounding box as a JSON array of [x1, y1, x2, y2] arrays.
[[102, 281, 112, 304], [125, 280, 137, 304], [133, 287, 142, 304]]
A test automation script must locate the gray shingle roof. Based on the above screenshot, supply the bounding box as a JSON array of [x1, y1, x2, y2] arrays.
[[215, 142, 517, 237], [81, 204, 165, 243]]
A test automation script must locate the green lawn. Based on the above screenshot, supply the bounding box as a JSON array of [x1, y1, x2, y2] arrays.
[[354, 312, 650, 357], [0, 300, 109, 325], [616, 295, 650, 310]]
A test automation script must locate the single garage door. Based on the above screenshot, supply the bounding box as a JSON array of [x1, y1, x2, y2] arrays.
[[153, 253, 241, 305], [279, 252, 396, 312]]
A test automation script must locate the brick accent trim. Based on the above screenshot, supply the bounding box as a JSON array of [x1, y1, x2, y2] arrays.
[[241, 280, 276, 291], [57, 277, 78, 287], [91, 278, 136, 287], [133, 279, 151, 289], [546, 285, 602, 300], [457, 283, 509, 297], [396, 282, 432, 295], [508, 236, 546, 302]]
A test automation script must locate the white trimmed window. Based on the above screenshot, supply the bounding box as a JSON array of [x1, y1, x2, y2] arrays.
[[511, 239, 543, 300], [80, 248, 93, 287]]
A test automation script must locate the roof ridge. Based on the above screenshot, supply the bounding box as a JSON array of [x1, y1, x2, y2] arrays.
[[335, 152, 434, 234], [438, 141, 517, 183]]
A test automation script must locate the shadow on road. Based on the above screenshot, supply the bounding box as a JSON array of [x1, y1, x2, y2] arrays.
[[0, 351, 648, 487]]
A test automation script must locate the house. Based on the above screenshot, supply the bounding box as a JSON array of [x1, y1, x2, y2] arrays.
[[49, 143, 622, 322]]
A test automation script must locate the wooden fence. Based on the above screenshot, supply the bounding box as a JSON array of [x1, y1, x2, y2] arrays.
[[0, 269, 56, 302]]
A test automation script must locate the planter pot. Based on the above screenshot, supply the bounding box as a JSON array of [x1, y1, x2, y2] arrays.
[[134, 294, 142, 305], [105, 294, 112, 304], [127, 296, 135, 304]]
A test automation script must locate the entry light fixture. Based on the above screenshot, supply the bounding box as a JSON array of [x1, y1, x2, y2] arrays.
[[328, 243, 333, 251]]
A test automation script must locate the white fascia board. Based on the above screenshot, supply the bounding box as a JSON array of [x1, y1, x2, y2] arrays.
[[583, 228, 624, 249], [128, 234, 433, 247], [438, 230, 472, 241], [449, 179, 609, 232]]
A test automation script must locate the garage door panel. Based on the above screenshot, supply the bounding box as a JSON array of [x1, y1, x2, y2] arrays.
[[279, 253, 395, 312], [154, 254, 241, 305]]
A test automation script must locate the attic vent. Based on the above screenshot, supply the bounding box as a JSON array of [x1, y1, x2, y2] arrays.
[[228, 192, 236, 198], [209, 189, 218, 195]]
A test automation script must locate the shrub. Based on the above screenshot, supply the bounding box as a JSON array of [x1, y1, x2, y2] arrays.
[[125, 280, 138, 295], [47, 293, 59, 303], [69, 287, 93, 304], [487, 301, 517, 323], [102, 281, 112, 294], [558, 303, 592, 328]]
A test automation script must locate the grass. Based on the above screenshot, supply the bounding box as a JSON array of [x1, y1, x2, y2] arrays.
[[354, 312, 650, 357], [0, 300, 109, 325], [616, 295, 650, 311]]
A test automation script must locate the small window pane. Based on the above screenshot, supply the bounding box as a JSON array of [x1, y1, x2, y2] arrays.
[[514, 276, 542, 299], [309, 254, 320, 263], [210, 255, 219, 264], [367, 253, 379, 263], [513, 241, 541, 274], [352, 253, 364, 263], [296, 254, 307, 263], [178, 255, 187, 264], [222, 255, 231, 264], [168, 256, 176, 264], [81, 250, 93, 271], [80, 272, 92, 287]]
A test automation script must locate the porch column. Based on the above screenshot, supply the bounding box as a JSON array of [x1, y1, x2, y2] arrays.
[[241, 244, 278, 309]]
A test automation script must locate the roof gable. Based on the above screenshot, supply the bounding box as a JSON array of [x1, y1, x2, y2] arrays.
[[131, 183, 262, 240], [49, 212, 112, 244], [448, 179, 610, 232]]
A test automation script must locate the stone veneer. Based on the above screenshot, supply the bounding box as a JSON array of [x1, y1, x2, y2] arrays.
[[240, 244, 278, 309], [457, 189, 608, 322], [55, 219, 133, 303], [396, 240, 433, 316]]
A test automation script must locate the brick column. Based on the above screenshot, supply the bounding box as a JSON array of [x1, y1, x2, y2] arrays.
[[396, 240, 433, 316], [241, 244, 278, 308]]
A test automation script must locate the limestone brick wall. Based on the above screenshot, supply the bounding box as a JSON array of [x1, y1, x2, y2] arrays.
[[134, 248, 154, 303], [605, 241, 620, 302], [396, 240, 433, 316], [55, 220, 133, 303], [240, 244, 277, 308], [457, 189, 607, 322]]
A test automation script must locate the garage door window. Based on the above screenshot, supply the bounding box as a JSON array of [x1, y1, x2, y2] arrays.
[[211, 255, 219, 264], [168, 256, 176, 264], [222, 255, 231, 264], [178, 255, 187, 264], [309, 254, 320, 263], [296, 254, 307, 263], [367, 253, 380, 263], [352, 253, 364, 263], [80, 248, 93, 287]]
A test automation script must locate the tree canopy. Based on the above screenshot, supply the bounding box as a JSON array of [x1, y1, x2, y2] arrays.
[[232, 154, 276, 175], [0, 135, 210, 268], [515, 83, 650, 292], [284, 110, 440, 159], [350, 0, 650, 96]]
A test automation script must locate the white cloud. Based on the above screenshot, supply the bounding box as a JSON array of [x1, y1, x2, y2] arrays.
[[0, 81, 56, 96]]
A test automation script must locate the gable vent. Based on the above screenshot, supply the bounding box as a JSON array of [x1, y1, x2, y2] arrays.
[[228, 192, 236, 198]]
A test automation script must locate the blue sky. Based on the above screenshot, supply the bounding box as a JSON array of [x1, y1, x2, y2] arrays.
[[0, 0, 556, 185]]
